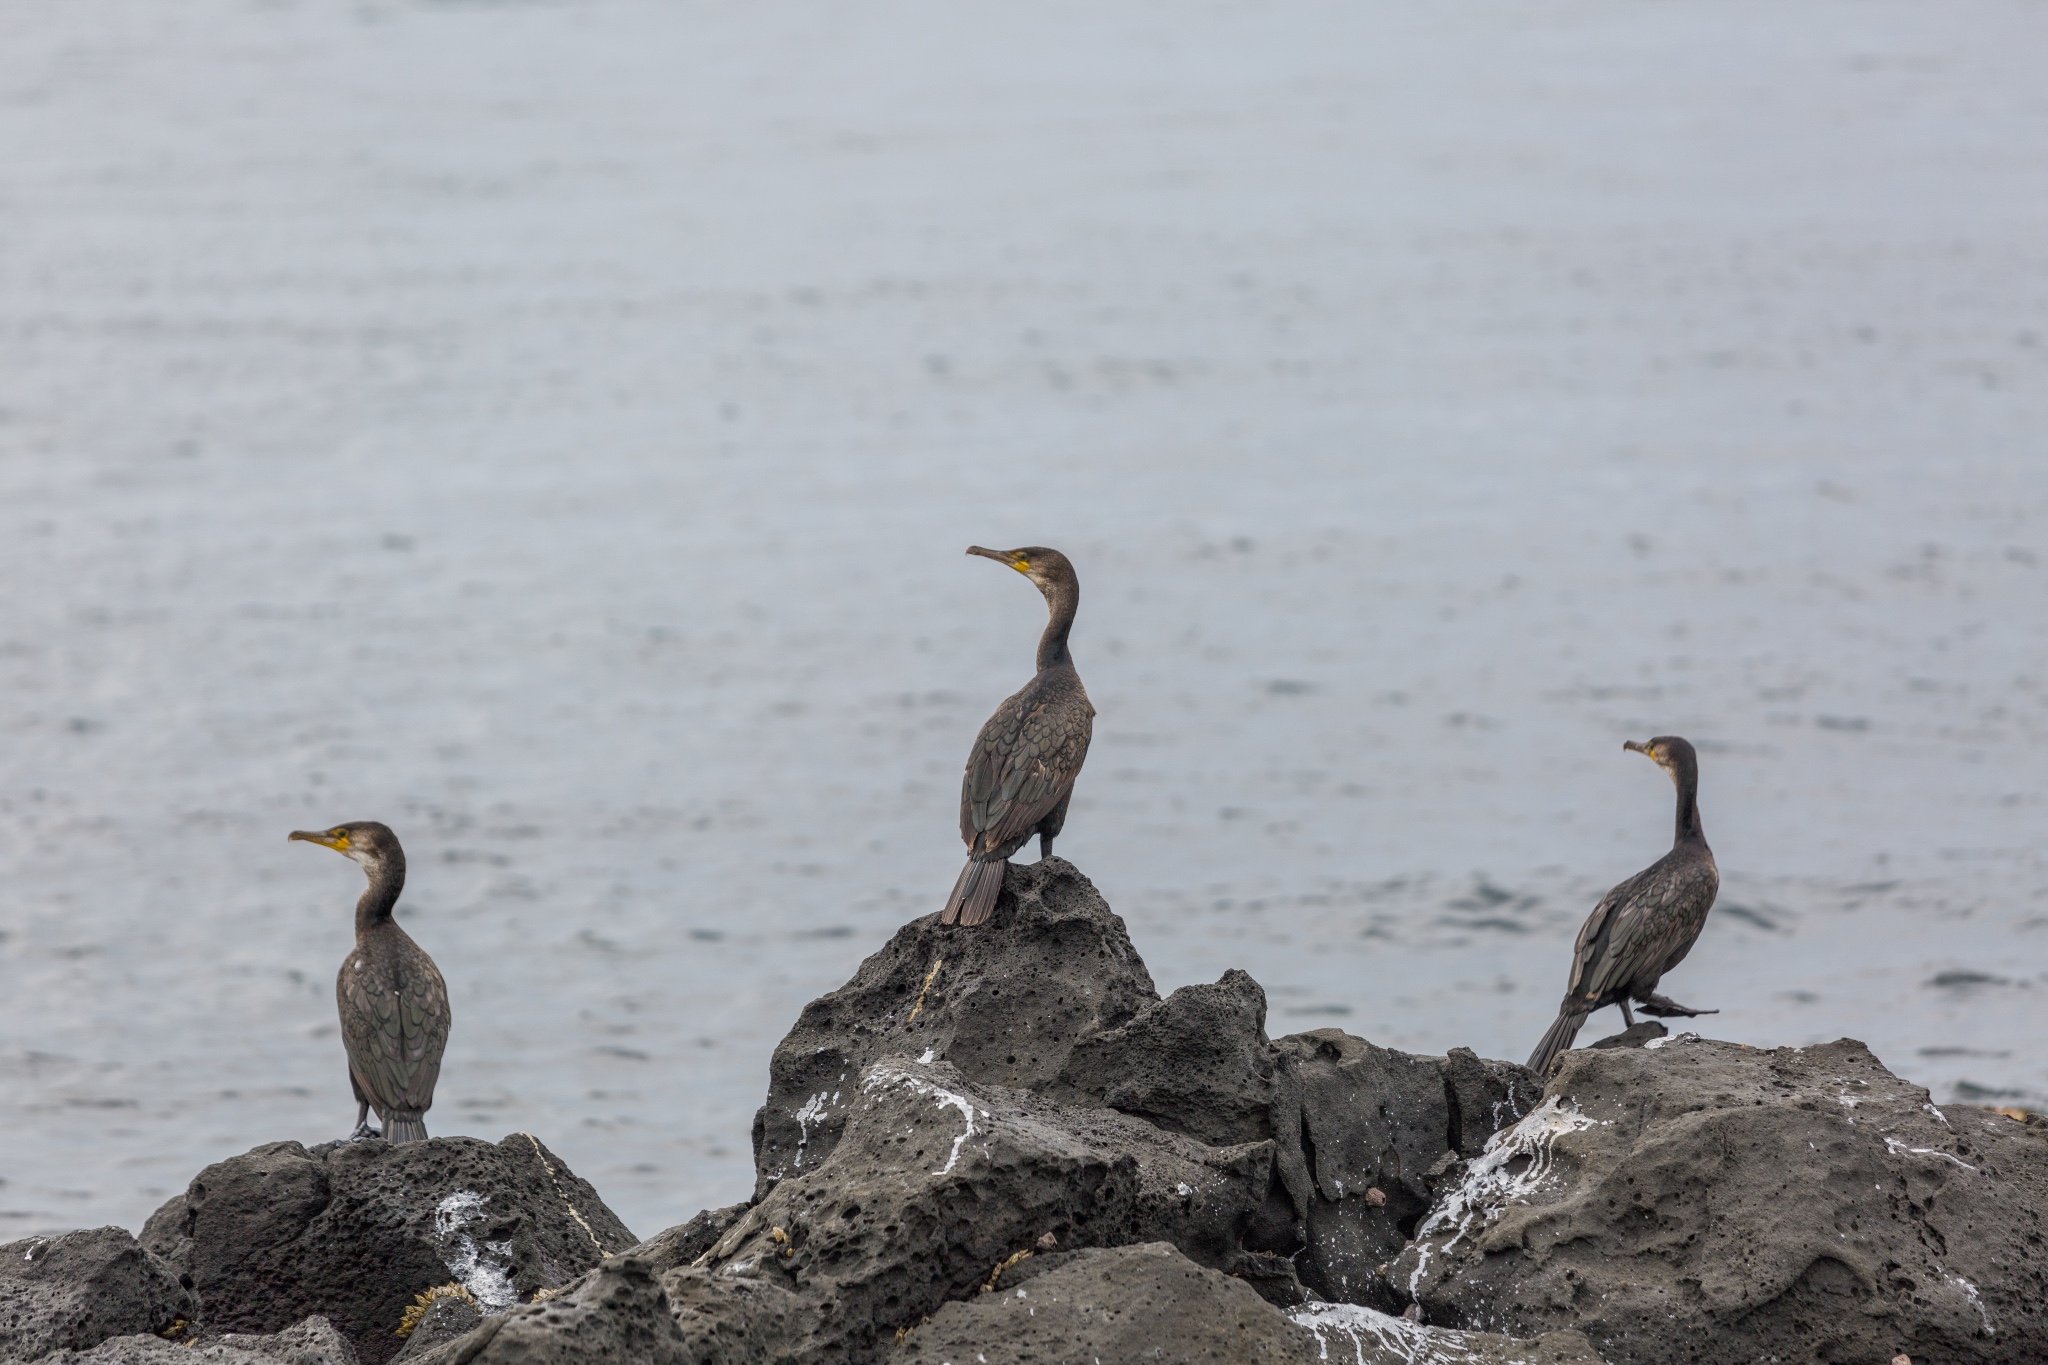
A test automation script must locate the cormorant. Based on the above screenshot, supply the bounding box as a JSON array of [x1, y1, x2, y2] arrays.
[[290, 821, 450, 1142], [1527, 737, 1719, 1075], [941, 545, 1096, 927]]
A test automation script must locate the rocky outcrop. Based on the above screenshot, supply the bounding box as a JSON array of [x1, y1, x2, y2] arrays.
[[691, 1056, 1284, 1359], [748, 860, 1534, 1313], [1394, 1035, 2048, 1364], [30, 857, 2036, 1365], [751, 858, 1161, 1198], [140, 1134, 632, 1365], [23, 1316, 358, 1365], [0, 1228, 196, 1363]]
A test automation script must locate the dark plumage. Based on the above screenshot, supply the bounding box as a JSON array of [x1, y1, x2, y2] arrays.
[[942, 545, 1096, 927], [1527, 736, 1720, 1075], [290, 821, 450, 1142]]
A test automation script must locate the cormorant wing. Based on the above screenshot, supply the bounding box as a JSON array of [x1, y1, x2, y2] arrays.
[[338, 935, 450, 1115], [960, 680, 1094, 854], [1568, 855, 1709, 1003]]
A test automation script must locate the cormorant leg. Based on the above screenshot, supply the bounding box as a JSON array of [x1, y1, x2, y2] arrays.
[[1637, 992, 1718, 1019], [348, 1100, 377, 1141], [1040, 833, 1055, 859], [1620, 1000, 1636, 1029]]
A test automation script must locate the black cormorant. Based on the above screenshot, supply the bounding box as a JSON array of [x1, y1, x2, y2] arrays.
[[941, 545, 1095, 926], [1527, 737, 1719, 1074], [290, 821, 450, 1142]]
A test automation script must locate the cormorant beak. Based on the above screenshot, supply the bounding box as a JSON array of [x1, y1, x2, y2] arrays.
[[1623, 739, 1670, 770], [966, 545, 1031, 575], [289, 829, 350, 852]]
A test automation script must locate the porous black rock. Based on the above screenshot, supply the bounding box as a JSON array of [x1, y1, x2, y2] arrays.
[[750, 857, 1159, 1198], [143, 1134, 632, 1365], [1441, 1046, 1542, 1158], [24, 1315, 359, 1364], [1394, 1037, 2048, 1364], [694, 1056, 1283, 1359], [895, 1241, 1606, 1365], [0, 1227, 197, 1361], [618, 1203, 749, 1273], [1051, 967, 1277, 1147], [1268, 1028, 1466, 1309], [391, 1295, 482, 1363], [398, 1259, 687, 1365], [1588, 1020, 1668, 1050], [895, 1241, 1303, 1362]]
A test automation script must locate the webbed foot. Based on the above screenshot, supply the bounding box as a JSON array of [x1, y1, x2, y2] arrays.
[[346, 1121, 382, 1142], [1637, 992, 1717, 1018]]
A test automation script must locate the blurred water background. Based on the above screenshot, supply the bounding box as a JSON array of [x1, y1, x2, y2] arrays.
[[2, 0, 2045, 1240]]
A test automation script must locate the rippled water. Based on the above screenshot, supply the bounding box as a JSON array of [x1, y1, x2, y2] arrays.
[[2, 1, 2044, 1241]]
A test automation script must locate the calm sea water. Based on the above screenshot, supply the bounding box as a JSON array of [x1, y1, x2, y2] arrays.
[[2, 1, 2044, 1241]]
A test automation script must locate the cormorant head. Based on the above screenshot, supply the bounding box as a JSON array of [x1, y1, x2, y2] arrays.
[[1623, 736, 1698, 786], [289, 820, 405, 880], [966, 545, 1076, 598]]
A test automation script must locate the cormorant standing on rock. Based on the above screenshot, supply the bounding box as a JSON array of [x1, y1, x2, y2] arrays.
[[290, 821, 450, 1142], [1527, 737, 1720, 1075], [941, 546, 1095, 927]]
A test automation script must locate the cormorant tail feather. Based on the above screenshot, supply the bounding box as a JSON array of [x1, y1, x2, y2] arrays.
[[942, 859, 1005, 927], [1527, 1009, 1590, 1076], [383, 1115, 429, 1144]]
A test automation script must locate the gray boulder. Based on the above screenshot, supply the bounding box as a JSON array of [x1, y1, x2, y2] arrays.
[[696, 1055, 1282, 1359], [143, 1134, 633, 1365], [896, 1241, 1606, 1365], [751, 857, 1159, 1198], [1050, 967, 1277, 1147], [0, 1227, 196, 1362], [23, 1315, 357, 1365], [396, 1260, 686, 1365], [1270, 1028, 1453, 1309], [1394, 1036, 2048, 1364]]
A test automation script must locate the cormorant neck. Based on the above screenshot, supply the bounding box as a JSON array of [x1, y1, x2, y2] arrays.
[[355, 857, 406, 934], [1672, 762, 1706, 847], [1036, 577, 1078, 672]]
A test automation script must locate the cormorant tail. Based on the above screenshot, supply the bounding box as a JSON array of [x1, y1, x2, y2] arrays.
[[1527, 1008, 1590, 1076], [941, 859, 1005, 927], [383, 1115, 429, 1144]]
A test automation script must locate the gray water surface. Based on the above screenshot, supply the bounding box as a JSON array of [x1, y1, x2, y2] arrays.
[[2, 0, 2045, 1240]]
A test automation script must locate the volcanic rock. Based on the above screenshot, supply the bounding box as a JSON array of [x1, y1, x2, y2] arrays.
[[619, 1202, 749, 1273], [0, 1227, 196, 1362], [141, 1134, 632, 1365], [395, 1258, 686, 1365], [1050, 967, 1277, 1147], [21, 1316, 358, 1365], [695, 1055, 1283, 1359], [1270, 1028, 1458, 1308], [750, 857, 1159, 1198], [390, 1295, 482, 1363], [895, 1241, 1606, 1365], [1394, 1036, 2048, 1364]]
